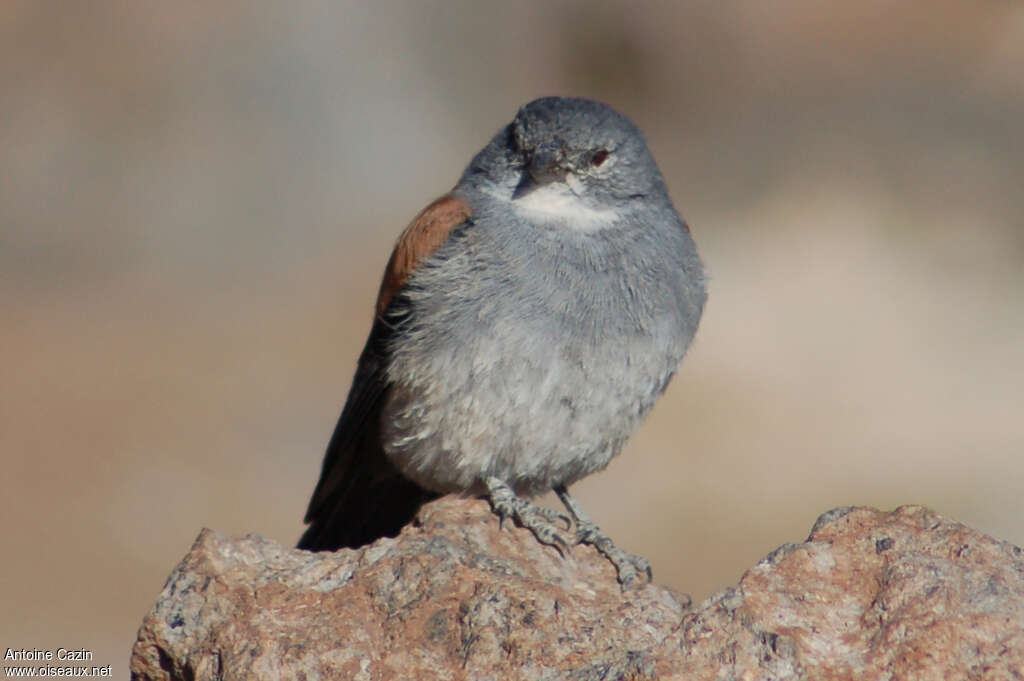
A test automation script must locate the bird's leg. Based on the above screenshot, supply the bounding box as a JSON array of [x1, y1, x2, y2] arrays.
[[554, 484, 652, 588], [484, 477, 571, 555]]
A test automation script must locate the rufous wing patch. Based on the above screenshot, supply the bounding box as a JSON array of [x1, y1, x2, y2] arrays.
[[376, 195, 472, 316]]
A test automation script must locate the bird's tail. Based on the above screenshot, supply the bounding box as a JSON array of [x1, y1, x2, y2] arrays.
[[298, 434, 438, 551]]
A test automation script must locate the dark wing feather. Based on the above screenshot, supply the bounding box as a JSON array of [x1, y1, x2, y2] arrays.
[[297, 196, 472, 550]]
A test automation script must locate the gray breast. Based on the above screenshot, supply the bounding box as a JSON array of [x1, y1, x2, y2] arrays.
[[380, 200, 705, 497]]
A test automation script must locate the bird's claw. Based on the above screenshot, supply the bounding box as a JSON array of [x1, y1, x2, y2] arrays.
[[485, 477, 571, 556]]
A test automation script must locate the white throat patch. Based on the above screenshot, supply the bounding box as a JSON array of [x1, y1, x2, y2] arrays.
[[503, 181, 618, 231]]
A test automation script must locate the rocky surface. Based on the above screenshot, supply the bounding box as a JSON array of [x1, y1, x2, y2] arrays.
[[131, 500, 1024, 680]]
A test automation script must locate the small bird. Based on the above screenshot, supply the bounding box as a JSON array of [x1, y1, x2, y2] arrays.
[[299, 97, 706, 585]]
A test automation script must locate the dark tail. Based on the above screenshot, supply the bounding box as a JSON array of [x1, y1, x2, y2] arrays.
[[297, 427, 438, 551]]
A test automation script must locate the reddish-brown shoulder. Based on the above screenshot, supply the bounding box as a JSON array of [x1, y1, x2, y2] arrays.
[[376, 195, 472, 316]]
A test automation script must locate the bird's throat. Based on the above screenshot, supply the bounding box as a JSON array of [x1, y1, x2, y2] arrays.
[[506, 183, 618, 231]]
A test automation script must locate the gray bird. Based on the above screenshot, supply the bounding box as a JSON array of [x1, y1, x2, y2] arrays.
[[299, 96, 706, 585]]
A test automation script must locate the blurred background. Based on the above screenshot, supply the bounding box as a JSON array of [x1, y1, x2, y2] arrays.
[[2, 0, 1022, 673]]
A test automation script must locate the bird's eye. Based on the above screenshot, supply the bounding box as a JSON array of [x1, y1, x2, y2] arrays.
[[589, 150, 610, 167]]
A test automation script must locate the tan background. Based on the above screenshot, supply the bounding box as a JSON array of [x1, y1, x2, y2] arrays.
[[2, 1, 1022, 675]]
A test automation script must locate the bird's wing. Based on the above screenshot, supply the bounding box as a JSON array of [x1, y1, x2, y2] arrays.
[[299, 196, 472, 547], [375, 195, 473, 315]]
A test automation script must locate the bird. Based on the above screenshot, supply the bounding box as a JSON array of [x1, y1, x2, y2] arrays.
[[298, 96, 706, 586]]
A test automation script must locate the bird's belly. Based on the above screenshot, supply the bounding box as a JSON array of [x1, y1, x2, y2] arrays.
[[380, 331, 673, 497]]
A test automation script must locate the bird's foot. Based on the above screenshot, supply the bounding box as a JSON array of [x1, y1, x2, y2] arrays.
[[484, 477, 571, 556], [573, 518, 652, 588], [555, 485, 653, 588]]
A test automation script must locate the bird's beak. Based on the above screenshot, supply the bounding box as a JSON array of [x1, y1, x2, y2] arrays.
[[513, 143, 568, 199]]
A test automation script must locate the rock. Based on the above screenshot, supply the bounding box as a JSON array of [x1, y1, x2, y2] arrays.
[[131, 500, 1024, 680], [666, 506, 1024, 680]]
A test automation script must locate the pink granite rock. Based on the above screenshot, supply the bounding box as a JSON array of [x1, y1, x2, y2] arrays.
[[131, 500, 1024, 680]]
